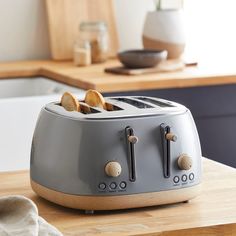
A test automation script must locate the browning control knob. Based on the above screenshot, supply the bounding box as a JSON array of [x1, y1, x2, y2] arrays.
[[178, 154, 192, 170], [105, 162, 122, 177]]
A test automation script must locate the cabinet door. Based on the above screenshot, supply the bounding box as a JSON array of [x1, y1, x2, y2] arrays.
[[104, 84, 236, 167]]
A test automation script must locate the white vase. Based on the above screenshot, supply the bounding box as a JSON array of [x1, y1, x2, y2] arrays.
[[142, 10, 185, 59]]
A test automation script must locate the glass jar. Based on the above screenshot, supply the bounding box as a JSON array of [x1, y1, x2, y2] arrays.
[[73, 40, 91, 66], [79, 21, 109, 63]]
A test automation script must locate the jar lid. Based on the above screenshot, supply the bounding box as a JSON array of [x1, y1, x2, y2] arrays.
[[79, 21, 107, 32]]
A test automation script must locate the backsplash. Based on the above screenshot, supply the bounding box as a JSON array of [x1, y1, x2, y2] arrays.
[[0, 0, 154, 62]]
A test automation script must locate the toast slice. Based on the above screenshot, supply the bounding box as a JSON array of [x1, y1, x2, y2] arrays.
[[61, 92, 81, 112], [84, 90, 106, 109]]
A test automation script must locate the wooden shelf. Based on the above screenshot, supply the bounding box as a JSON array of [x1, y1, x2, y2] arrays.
[[1, 158, 236, 235], [1, 60, 236, 93]]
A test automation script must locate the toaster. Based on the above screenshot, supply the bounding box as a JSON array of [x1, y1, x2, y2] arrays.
[[30, 96, 202, 213]]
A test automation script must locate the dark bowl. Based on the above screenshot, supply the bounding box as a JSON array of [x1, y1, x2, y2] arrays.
[[117, 49, 168, 69]]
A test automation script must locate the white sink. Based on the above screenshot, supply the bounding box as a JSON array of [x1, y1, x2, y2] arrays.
[[0, 77, 86, 172], [0, 77, 84, 98]]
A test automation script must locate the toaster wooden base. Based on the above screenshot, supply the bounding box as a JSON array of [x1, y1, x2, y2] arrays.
[[31, 179, 201, 211]]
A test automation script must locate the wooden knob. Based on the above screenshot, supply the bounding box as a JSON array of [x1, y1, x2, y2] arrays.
[[105, 162, 122, 177], [128, 135, 139, 144], [165, 133, 177, 142], [178, 154, 192, 170]]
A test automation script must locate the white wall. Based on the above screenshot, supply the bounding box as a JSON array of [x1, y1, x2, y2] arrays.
[[113, 0, 154, 51], [0, 0, 51, 61], [1, 0, 236, 64], [184, 0, 236, 67], [0, 0, 154, 62]]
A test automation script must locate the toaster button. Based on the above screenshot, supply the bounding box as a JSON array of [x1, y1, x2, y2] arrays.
[[109, 182, 117, 189], [98, 183, 106, 190], [173, 176, 180, 183], [181, 174, 188, 182], [119, 181, 127, 189], [189, 173, 194, 181]]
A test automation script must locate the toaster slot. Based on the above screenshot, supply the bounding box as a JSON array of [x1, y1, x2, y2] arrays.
[[58, 102, 101, 114], [160, 124, 171, 178], [125, 127, 138, 182], [113, 98, 153, 109], [137, 97, 174, 107], [79, 103, 101, 114], [105, 102, 123, 111]]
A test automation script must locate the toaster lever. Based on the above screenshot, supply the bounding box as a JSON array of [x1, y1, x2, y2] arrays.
[[125, 127, 137, 182], [160, 123, 172, 178]]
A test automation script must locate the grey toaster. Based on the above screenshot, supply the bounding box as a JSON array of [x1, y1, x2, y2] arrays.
[[30, 96, 202, 213]]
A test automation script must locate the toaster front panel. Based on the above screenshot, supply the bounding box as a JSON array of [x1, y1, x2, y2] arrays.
[[31, 109, 202, 196]]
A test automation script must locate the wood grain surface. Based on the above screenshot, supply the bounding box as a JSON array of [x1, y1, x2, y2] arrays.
[[104, 59, 185, 75], [30, 180, 201, 210], [0, 60, 46, 78], [45, 0, 119, 60], [1, 158, 236, 236], [1, 60, 236, 93]]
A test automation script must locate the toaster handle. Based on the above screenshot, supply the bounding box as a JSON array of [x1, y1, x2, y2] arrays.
[[160, 123, 171, 178], [125, 127, 137, 182]]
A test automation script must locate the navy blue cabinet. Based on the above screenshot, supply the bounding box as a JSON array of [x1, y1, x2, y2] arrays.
[[104, 84, 236, 168]]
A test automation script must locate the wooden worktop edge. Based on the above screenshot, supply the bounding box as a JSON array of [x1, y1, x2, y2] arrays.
[[0, 60, 43, 78], [1, 60, 236, 93], [40, 67, 96, 90], [94, 74, 236, 93]]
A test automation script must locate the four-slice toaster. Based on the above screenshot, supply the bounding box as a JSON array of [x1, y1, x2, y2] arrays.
[[30, 96, 202, 213]]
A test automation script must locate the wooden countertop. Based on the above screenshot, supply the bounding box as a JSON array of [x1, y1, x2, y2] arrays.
[[1, 158, 236, 235], [1, 60, 236, 93]]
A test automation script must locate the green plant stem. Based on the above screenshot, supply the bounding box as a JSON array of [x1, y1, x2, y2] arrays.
[[156, 0, 161, 10]]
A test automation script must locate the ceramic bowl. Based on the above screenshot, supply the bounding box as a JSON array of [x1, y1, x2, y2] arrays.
[[117, 49, 167, 69]]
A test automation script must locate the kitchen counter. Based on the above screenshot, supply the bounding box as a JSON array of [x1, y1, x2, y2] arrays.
[[1, 158, 236, 236], [1, 60, 236, 93]]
